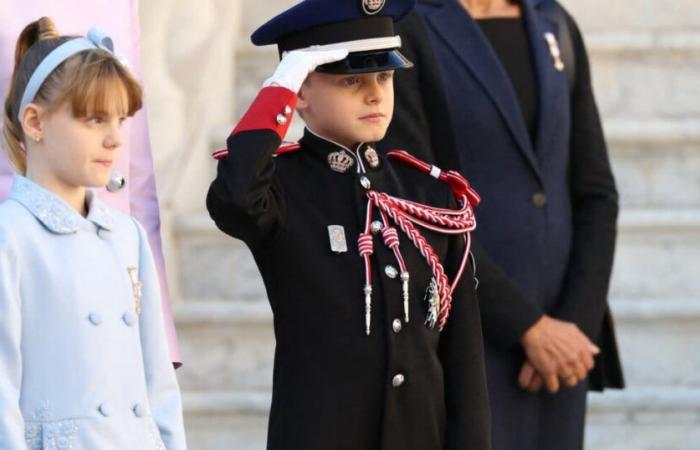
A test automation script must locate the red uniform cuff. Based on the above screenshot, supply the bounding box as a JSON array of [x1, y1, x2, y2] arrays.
[[231, 86, 298, 139]]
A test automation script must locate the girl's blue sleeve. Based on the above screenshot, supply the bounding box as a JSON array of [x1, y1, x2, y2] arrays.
[[0, 228, 28, 449], [132, 219, 188, 450]]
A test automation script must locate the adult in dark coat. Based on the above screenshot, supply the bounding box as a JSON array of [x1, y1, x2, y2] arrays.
[[208, 1, 491, 448], [380, 0, 624, 449]]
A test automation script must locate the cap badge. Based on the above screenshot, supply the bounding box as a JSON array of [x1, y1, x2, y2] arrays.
[[362, 0, 386, 15], [328, 151, 356, 173]]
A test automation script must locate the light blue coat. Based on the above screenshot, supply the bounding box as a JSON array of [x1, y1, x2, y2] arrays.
[[0, 176, 186, 450]]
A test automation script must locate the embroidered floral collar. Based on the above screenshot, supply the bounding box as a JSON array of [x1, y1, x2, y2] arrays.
[[9, 175, 114, 234]]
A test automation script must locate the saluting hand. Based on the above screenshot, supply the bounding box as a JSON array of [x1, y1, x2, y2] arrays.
[[263, 48, 350, 93]]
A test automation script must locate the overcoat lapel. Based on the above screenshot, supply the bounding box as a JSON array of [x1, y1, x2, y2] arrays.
[[424, 0, 541, 180], [522, 0, 568, 157]]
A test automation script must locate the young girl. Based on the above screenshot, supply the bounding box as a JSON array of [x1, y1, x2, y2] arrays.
[[0, 2, 182, 370], [0, 17, 186, 449]]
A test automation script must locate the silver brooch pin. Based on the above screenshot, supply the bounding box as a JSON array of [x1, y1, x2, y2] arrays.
[[544, 32, 565, 72], [364, 146, 380, 168], [127, 266, 143, 315], [424, 278, 440, 329], [328, 225, 348, 253], [328, 151, 355, 173]]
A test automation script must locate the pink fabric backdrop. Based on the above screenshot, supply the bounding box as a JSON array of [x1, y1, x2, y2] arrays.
[[0, 0, 181, 365]]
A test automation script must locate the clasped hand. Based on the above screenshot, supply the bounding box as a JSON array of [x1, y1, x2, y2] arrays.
[[518, 315, 599, 393]]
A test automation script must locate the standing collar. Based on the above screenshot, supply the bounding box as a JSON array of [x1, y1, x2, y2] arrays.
[[299, 127, 380, 174], [9, 175, 114, 234]]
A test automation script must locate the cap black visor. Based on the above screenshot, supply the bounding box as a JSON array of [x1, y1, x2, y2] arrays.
[[315, 49, 413, 74]]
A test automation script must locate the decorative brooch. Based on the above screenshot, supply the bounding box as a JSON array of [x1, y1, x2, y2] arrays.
[[127, 267, 143, 315], [364, 146, 380, 168]]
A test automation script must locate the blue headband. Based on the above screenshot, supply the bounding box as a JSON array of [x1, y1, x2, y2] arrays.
[[17, 28, 118, 120]]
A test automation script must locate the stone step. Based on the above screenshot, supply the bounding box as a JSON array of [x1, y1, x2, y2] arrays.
[[586, 32, 700, 120], [610, 300, 700, 387], [172, 296, 700, 394], [174, 301, 274, 393], [610, 209, 700, 299], [585, 386, 700, 450], [235, 0, 700, 37], [174, 213, 266, 302], [183, 390, 268, 450], [174, 208, 700, 303], [561, 0, 700, 32], [179, 386, 700, 450], [586, 31, 700, 54], [605, 119, 700, 209], [606, 119, 700, 144]]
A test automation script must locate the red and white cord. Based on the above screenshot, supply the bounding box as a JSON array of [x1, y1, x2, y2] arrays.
[[357, 152, 479, 332]]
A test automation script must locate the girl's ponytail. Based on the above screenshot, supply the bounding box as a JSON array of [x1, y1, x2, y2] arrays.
[[13, 17, 60, 69], [3, 17, 61, 175]]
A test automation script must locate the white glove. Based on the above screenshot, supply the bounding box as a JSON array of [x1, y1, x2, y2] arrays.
[[263, 49, 350, 93]]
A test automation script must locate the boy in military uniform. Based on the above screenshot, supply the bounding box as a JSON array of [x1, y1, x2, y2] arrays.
[[207, 1, 491, 449]]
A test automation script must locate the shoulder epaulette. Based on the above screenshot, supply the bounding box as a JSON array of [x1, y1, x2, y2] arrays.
[[212, 148, 228, 160], [274, 142, 301, 156], [211, 142, 301, 161]]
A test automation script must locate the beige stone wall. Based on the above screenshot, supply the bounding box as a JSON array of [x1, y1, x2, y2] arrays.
[[139, 0, 241, 300]]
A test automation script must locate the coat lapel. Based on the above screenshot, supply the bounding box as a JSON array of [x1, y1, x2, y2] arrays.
[[522, 0, 567, 157], [424, 0, 541, 180]]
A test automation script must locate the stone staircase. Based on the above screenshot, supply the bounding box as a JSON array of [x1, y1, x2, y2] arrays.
[[571, 0, 700, 446], [171, 1, 700, 448]]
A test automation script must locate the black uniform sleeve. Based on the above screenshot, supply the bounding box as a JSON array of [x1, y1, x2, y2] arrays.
[[207, 87, 297, 246], [471, 243, 544, 348], [439, 233, 491, 450], [552, 10, 619, 343], [382, 11, 544, 350]]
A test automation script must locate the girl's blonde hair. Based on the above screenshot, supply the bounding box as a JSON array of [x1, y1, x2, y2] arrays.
[[2, 17, 143, 174]]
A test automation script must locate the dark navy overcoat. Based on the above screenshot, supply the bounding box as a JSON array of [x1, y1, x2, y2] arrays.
[[381, 1, 624, 449]]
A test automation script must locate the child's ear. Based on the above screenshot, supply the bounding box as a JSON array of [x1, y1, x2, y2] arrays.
[[297, 74, 316, 113], [20, 103, 45, 141], [297, 88, 309, 113]]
